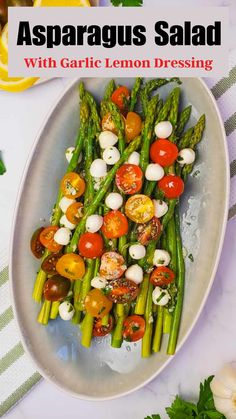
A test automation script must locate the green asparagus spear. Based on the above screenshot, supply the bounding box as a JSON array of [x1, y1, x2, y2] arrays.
[[141, 282, 154, 358], [175, 105, 192, 137], [106, 100, 125, 153], [129, 77, 143, 112], [182, 115, 205, 179], [140, 95, 159, 173], [140, 78, 181, 117], [152, 305, 164, 352]]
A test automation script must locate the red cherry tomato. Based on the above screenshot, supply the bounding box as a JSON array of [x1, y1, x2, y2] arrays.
[[30, 227, 45, 258], [136, 217, 162, 246], [39, 226, 63, 253], [123, 315, 146, 342], [111, 86, 130, 112], [116, 164, 143, 195], [43, 275, 70, 302], [93, 315, 114, 337], [150, 266, 175, 287], [150, 139, 178, 167], [106, 278, 139, 304], [102, 210, 129, 239], [100, 252, 126, 280], [78, 232, 104, 259], [158, 174, 184, 199]]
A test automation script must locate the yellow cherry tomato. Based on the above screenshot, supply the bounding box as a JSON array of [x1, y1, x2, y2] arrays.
[[56, 253, 85, 280], [125, 112, 142, 142], [66, 202, 83, 224], [125, 194, 154, 223], [61, 172, 85, 199], [84, 289, 113, 318]]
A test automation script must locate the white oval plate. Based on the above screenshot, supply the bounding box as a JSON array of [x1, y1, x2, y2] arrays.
[[10, 77, 229, 400]]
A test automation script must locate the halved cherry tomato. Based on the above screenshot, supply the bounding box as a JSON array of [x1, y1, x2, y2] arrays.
[[78, 232, 104, 259], [150, 266, 175, 287], [125, 112, 142, 142], [41, 252, 62, 275], [111, 86, 130, 112], [93, 315, 114, 337], [116, 164, 143, 195], [61, 172, 85, 199], [100, 252, 126, 280], [106, 278, 139, 303], [43, 275, 70, 301], [123, 315, 145, 342], [85, 289, 112, 318], [101, 112, 118, 134], [56, 253, 85, 280], [158, 174, 184, 199], [125, 194, 154, 224], [102, 210, 128, 239], [137, 217, 162, 246], [150, 139, 179, 167], [30, 227, 45, 258], [39, 226, 63, 253], [66, 202, 83, 225]]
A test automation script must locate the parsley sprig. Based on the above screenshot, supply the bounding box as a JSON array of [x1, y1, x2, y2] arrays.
[[0, 155, 6, 175], [111, 0, 143, 6]]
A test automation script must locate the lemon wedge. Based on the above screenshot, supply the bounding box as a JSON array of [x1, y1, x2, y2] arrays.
[[0, 23, 8, 62], [0, 55, 8, 78], [0, 77, 39, 92], [34, 0, 91, 6]]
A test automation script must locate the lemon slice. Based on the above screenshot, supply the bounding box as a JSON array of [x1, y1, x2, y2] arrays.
[[0, 77, 39, 92], [34, 0, 91, 6], [0, 55, 8, 78], [0, 24, 8, 62]]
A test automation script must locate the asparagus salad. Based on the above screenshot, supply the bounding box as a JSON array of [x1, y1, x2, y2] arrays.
[[30, 78, 205, 358]]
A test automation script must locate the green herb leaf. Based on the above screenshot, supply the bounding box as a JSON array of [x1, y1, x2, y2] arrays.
[[0, 157, 6, 175], [197, 376, 217, 413], [144, 415, 161, 419], [111, 0, 143, 6], [166, 396, 198, 418]]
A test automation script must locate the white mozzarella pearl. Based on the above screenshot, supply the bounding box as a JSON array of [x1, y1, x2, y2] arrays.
[[103, 147, 120, 165], [152, 287, 170, 306], [65, 146, 75, 163], [59, 197, 76, 213], [125, 264, 143, 284], [60, 215, 76, 230], [54, 227, 71, 246], [153, 199, 169, 218], [99, 131, 118, 149], [105, 192, 123, 210], [177, 148, 196, 166], [145, 163, 164, 181], [90, 159, 107, 178], [153, 249, 171, 266], [86, 214, 103, 233], [91, 276, 107, 289], [154, 121, 173, 138], [59, 301, 75, 321], [127, 151, 140, 166], [129, 244, 146, 260]]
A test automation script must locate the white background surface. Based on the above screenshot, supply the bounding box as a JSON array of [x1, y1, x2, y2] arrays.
[[1, 0, 236, 418]]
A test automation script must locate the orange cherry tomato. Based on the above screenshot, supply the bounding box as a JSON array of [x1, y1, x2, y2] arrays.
[[137, 217, 162, 246], [106, 278, 139, 304], [30, 227, 45, 258], [116, 164, 143, 195], [61, 172, 85, 199], [93, 315, 114, 337], [150, 266, 175, 287], [125, 112, 142, 142], [125, 194, 154, 224], [84, 289, 113, 318], [123, 315, 145, 342], [150, 139, 178, 167], [102, 210, 128, 239], [56, 253, 85, 280], [39, 226, 63, 253], [78, 232, 104, 259], [158, 174, 184, 199], [43, 275, 71, 302], [100, 252, 126, 280], [111, 86, 130, 112], [101, 112, 118, 134], [66, 202, 83, 225]]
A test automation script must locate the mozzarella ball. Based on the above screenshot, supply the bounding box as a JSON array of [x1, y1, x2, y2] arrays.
[[65, 146, 75, 163], [153, 249, 171, 266], [90, 159, 107, 178], [59, 197, 76, 213], [177, 148, 196, 166], [105, 192, 123, 210], [145, 163, 164, 181], [91, 276, 107, 289], [129, 244, 146, 260], [54, 227, 71, 246], [154, 121, 173, 138], [99, 131, 118, 149], [60, 214, 76, 230], [103, 147, 120, 165], [153, 199, 169, 218], [86, 214, 103, 233], [152, 287, 170, 306], [59, 301, 75, 321], [127, 151, 140, 166], [125, 264, 143, 284]]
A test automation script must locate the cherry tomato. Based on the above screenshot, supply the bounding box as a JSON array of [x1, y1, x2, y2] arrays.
[[93, 315, 114, 337], [111, 86, 130, 112], [39, 226, 63, 253], [101, 112, 118, 134], [61, 172, 85, 199], [150, 139, 179, 167], [30, 227, 45, 258], [158, 174, 184, 199], [56, 253, 85, 280], [125, 194, 154, 224], [150, 266, 175, 287], [66, 202, 83, 225], [137, 217, 162, 246], [85, 289, 112, 318], [116, 164, 143, 195], [125, 112, 142, 142], [106, 278, 139, 303], [123, 315, 145, 342], [43, 275, 70, 302], [102, 210, 128, 239], [100, 252, 126, 280], [78, 232, 104, 259], [41, 252, 62, 275]]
